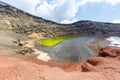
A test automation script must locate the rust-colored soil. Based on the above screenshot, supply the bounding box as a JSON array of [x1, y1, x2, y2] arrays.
[[0, 46, 120, 80]]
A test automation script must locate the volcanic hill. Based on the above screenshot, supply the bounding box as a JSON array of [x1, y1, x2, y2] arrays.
[[0, 1, 120, 38]]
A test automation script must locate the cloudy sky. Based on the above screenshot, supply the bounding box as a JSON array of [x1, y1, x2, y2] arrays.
[[0, 0, 120, 24]]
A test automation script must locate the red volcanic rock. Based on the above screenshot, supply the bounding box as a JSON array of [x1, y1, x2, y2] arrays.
[[99, 46, 120, 57], [0, 46, 120, 80]]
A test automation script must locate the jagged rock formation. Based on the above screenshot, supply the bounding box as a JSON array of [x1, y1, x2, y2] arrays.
[[0, 1, 120, 38]]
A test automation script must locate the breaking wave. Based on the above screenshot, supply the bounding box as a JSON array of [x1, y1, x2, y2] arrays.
[[106, 36, 120, 47]]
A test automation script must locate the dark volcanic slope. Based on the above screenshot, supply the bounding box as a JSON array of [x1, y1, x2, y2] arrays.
[[70, 21, 120, 36], [0, 1, 120, 37]]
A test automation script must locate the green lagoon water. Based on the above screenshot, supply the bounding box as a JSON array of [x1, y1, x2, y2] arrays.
[[37, 36, 76, 47]]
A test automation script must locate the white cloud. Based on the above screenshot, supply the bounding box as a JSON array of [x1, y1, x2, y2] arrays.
[[113, 19, 120, 23], [0, 0, 120, 23], [0, 0, 41, 14], [35, 0, 81, 23], [35, 0, 120, 23], [105, 0, 120, 6]]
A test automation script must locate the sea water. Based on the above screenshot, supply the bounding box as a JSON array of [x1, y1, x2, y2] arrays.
[[106, 36, 120, 47]]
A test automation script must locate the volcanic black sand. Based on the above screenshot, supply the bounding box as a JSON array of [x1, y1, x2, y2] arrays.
[[36, 36, 102, 62]]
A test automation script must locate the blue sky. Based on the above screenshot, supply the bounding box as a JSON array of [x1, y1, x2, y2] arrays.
[[0, 0, 120, 24]]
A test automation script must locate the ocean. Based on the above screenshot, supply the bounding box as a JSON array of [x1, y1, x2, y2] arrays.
[[106, 37, 120, 47]]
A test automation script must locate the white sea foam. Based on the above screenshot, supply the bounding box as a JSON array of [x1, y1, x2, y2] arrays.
[[106, 36, 120, 47]]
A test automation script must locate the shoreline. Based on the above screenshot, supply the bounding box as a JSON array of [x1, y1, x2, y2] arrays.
[[0, 31, 119, 62]]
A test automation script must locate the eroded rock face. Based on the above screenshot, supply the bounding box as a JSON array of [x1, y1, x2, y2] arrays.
[[0, 46, 119, 80], [99, 46, 120, 57]]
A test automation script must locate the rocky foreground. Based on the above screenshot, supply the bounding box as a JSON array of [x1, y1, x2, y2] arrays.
[[0, 46, 119, 80]]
